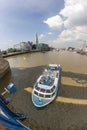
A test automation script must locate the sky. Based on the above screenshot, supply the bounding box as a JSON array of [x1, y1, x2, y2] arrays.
[[0, 0, 87, 50]]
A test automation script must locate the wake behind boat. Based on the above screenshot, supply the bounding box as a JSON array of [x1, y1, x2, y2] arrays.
[[32, 64, 61, 107]]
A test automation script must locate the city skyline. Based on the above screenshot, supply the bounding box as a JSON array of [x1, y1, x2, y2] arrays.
[[0, 0, 87, 50]]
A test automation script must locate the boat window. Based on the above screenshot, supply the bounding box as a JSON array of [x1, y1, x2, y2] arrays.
[[45, 95, 51, 98], [39, 93, 44, 97], [34, 91, 38, 96], [51, 86, 55, 92], [40, 88, 45, 93], [35, 85, 40, 91], [46, 89, 51, 93]]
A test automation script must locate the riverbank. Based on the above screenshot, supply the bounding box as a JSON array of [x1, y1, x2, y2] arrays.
[[0, 58, 10, 79], [2, 49, 49, 58]]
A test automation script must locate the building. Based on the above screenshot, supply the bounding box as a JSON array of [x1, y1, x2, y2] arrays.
[[35, 32, 38, 45], [14, 41, 32, 52], [82, 41, 87, 52], [0, 49, 2, 57], [37, 43, 49, 51]]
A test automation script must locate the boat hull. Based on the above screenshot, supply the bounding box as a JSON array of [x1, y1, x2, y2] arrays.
[[32, 80, 60, 107]]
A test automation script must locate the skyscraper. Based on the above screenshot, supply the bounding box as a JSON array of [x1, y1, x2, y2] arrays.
[[35, 32, 38, 45]]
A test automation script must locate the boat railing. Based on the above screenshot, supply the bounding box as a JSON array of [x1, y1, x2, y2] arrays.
[[34, 90, 55, 99]]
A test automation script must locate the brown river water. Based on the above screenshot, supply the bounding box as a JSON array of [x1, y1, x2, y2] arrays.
[[0, 50, 87, 130]]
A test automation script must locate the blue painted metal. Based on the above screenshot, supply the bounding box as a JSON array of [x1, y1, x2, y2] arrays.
[[0, 99, 29, 130], [7, 83, 17, 93], [0, 83, 29, 130]]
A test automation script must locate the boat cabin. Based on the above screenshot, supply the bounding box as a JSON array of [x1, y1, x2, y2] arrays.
[[33, 69, 59, 99]]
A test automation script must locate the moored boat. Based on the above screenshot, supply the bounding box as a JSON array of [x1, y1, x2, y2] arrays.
[[32, 64, 61, 107]]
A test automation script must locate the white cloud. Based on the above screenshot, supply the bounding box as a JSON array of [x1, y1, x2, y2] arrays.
[[48, 32, 53, 35], [39, 34, 45, 39], [45, 0, 87, 48], [48, 27, 87, 48], [60, 0, 87, 27], [39, 32, 53, 40], [44, 15, 63, 29]]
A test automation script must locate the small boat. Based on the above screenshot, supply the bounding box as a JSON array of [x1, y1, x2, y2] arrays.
[[32, 64, 61, 107], [0, 83, 30, 130]]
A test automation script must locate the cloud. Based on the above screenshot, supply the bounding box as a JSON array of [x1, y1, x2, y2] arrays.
[[49, 27, 87, 48], [39, 32, 53, 39], [39, 34, 45, 39], [60, 0, 87, 27], [48, 32, 53, 35], [45, 0, 87, 48], [44, 15, 63, 29]]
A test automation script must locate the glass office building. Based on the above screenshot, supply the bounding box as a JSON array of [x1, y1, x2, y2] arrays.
[[37, 43, 49, 51], [14, 42, 32, 52]]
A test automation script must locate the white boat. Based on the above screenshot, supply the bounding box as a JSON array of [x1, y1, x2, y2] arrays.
[[32, 64, 61, 107]]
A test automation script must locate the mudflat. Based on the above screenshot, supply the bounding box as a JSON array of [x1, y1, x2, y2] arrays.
[[0, 51, 87, 130]]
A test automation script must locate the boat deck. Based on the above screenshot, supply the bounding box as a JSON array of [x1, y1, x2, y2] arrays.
[[39, 75, 54, 86], [39, 70, 59, 87]]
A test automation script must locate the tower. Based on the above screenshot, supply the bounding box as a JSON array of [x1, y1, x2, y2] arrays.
[[35, 32, 38, 45]]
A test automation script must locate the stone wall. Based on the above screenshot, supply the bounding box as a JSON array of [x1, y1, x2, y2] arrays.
[[0, 58, 10, 79]]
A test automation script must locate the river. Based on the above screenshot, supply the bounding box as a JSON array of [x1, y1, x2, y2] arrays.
[[0, 50, 87, 130]]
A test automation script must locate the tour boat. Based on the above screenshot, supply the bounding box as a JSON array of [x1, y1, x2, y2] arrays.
[[32, 64, 61, 107]]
